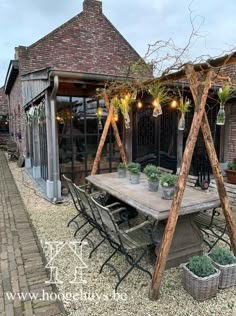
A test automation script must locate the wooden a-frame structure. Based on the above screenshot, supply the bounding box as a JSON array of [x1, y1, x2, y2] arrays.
[[90, 52, 236, 300]]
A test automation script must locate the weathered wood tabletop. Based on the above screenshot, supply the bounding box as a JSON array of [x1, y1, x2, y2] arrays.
[[87, 172, 221, 220]]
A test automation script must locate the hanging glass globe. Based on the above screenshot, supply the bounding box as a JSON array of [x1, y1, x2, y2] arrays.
[[152, 98, 162, 117]]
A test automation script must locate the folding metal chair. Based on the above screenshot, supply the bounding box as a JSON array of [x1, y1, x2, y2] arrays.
[[90, 196, 154, 291]]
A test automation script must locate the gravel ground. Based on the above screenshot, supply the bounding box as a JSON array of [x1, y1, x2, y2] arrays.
[[8, 161, 236, 316]]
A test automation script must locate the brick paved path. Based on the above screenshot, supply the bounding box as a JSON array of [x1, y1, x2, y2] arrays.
[[0, 152, 66, 316]]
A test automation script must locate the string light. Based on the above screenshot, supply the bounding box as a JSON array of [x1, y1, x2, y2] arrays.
[[170, 100, 178, 109], [137, 101, 143, 109]]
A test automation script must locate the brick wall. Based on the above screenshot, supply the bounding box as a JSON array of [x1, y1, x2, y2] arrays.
[[0, 87, 8, 115], [228, 103, 236, 162], [18, 0, 142, 77]]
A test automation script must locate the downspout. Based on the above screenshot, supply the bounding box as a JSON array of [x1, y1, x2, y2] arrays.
[[50, 75, 59, 201]]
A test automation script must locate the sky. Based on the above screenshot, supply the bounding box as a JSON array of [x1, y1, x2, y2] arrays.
[[0, 0, 235, 87]]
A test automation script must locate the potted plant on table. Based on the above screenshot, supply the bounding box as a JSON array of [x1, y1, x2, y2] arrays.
[[183, 256, 220, 301], [225, 160, 236, 184], [208, 247, 236, 288], [127, 162, 141, 184], [160, 173, 177, 199], [143, 164, 161, 192], [117, 162, 127, 178]]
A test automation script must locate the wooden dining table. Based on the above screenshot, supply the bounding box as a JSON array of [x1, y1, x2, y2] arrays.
[[86, 172, 221, 268]]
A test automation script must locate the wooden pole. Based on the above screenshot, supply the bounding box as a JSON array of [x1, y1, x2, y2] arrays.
[[149, 65, 213, 300], [188, 74, 236, 253], [90, 104, 113, 175], [103, 92, 128, 164]]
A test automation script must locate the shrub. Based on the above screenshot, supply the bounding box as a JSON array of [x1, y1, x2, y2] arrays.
[[187, 256, 216, 278], [209, 247, 236, 265], [143, 164, 159, 177], [160, 173, 177, 187], [228, 162, 236, 170], [148, 173, 159, 182], [127, 162, 141, 174], [117, 162, 126, 169]]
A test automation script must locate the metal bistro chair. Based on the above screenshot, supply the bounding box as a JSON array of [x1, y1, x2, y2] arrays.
[[73, 184, 129, 258], [193, 179, 233, 250], [90, 196, 154, 292], [62, 175, 86, 229]]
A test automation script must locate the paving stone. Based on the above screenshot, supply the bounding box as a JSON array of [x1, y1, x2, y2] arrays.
[[0, 152, 65, 315]]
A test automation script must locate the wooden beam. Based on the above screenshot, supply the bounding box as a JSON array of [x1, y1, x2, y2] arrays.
[[187, 71, 236, 253], [90, 104, 113, 176], [149, 65, 213, 300], [103, 92, 128, 165]]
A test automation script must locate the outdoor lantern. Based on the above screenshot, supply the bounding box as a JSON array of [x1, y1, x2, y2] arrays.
[[152, 98, 162, 117]]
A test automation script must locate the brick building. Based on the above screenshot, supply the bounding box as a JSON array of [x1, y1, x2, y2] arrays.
[[4, 0, 146, 200], [0, 86, 9, 133], [3, 0, 236, 200]]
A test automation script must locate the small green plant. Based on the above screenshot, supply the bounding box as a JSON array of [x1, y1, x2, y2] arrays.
[[228, 162, 236, 170], [148, 173, 160, 182], [117, 162, 126, 169], [209, 247, 236, 265], [217, 85, 235, 106], [143, 164, 160, 178], [177, 96, 191, 114], [148, 82, 169, 103], [127, 162, 141, 174], [160, 173, 177, 187], [187, 256, 216, 277]]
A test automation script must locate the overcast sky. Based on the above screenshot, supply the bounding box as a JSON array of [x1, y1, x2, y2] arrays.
[[0, 0, 235, 87]]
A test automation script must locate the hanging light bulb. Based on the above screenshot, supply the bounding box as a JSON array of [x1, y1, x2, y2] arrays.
[[137, 101, 143, 109], [152, 98, 162, 117], [216, 106, 225, 126], [96, 107, 103, 130], [170, 99, 178, 109]]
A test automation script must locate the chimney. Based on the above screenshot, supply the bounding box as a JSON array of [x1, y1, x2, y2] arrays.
[[83, 0, 102, 14]]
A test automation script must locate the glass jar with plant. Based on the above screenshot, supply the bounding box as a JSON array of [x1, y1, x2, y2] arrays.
[[148, 83, 169, 117], [177, 97, 191, 130], [160, 173, 177, 199], [216, 85, 235, 126], [183, 255, 220, 301], [117, 162, 126, 178], [208, 247, 236, 288]]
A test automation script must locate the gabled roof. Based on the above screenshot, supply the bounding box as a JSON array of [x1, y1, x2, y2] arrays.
[[4, 60, 19, 94]]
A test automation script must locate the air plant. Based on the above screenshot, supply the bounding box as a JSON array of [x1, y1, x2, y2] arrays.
[[217, 85, 235, 106]]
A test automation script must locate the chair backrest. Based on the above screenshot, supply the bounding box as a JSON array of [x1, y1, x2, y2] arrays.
[[186, 175, 198, 188], [62, 174, 81, 208], [209, 179, 236, 206], [90, 196, 120, 235], [158, 167, 173, 174]]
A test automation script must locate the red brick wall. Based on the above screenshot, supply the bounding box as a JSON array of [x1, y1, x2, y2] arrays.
[[19, 0, 141, 77], [0, 87, 8, 115], [228, 103, 236, 162]]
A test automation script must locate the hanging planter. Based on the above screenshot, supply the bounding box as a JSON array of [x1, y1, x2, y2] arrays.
[[216, 85, 235, 126], [177, 97, 191, 131], [119, 93, 132, 129], [216, 106, 225, 125], [112, 97, 120, 122], [147, 82, 169, 118]]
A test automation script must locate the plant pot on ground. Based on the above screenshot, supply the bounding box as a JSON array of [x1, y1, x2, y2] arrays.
[[160, 173, 177, 200], [117, 162, 126, 178], [208, 247, 236, 288], [183, 256, 220, 301], [225, 160, 236, 184]]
